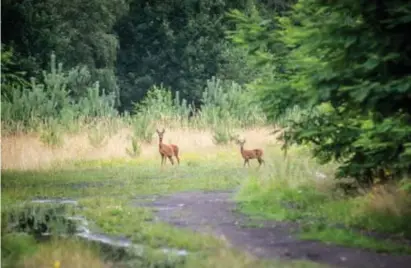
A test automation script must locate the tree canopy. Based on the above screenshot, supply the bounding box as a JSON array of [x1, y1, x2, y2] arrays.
[[228, 0, 411, 184]]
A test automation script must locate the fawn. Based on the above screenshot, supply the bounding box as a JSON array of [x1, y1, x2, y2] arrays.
[[156, 128, 180, 166], [236, 139, 265, 167]]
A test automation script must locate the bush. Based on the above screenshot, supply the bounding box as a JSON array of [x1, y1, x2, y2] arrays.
[[1, 52, 118, 136], [228, 0, 411, 185], [1, 233, 38, 268]]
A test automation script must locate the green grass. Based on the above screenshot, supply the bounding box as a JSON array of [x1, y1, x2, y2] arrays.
[[237, 195, 411, 254], [2, 144, 411, 267], [1, 151, 245, 202], [77, 196, 230, 254], [300, 228, 411, 254], [234, 153, 411, 254], [1, 145, 328, 268], [1, 233, 38, 267]]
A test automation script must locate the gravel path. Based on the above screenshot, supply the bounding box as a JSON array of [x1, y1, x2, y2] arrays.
[[134, 190, 411, 268]]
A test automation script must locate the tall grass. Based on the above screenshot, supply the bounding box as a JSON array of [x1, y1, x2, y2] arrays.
[[1, 53, 270, 151], [235, 149, 411, 247]]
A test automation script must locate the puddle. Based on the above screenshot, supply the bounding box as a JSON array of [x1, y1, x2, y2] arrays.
[[73, 219, 189, 257], [75, 231, 189, 257], [2, 196, 190, 268], [154, 206, 181, 211], [31, 198, 78, 205], [76, 232, 133, 248], [161, 248, 189, 256], [16, 198, 191, 259]]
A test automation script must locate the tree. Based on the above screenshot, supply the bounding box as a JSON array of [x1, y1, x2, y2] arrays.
[[1, 44, 30, 101], [114, 0, 258, 111], [1, 0, 128, 104], [229, 0, 411, 185]]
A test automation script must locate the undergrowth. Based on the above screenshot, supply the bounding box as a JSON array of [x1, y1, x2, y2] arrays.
[[235, 154, 411, 253], [1, 52, 272, 150]]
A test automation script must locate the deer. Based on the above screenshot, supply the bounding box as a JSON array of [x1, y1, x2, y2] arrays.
[[236, 138, 265, 167], [156, 128, 180, 166]]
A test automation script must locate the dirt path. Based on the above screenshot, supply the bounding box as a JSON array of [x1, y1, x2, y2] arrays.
[[134, 190, 411, 268]]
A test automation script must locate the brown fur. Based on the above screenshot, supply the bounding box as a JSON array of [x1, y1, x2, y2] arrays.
[[156, 128, 180, 166], [236, 139, 264, 167]]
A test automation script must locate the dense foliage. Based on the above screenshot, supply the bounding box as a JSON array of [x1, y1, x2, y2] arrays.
[[228, 0, 411, 184], [1, 0, 128, 104], [3, 0, 411, 185], [2, 0, 266, 111], [114, 0, 261, 110], [1, 52, 118, 135]]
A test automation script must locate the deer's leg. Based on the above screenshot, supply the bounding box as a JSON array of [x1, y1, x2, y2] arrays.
[[243, 159, 247, 167], [161, 154, 165, 166], [168, 155, 175, 165], [174, 153, 180, 165], [258, 158, 264, 167], [174, 148, 180, 165]]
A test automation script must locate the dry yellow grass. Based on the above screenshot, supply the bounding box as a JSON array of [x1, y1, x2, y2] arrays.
[[20, 238, 112, 268], [1, 127, 279, 170], [359, 183, 411, 217]]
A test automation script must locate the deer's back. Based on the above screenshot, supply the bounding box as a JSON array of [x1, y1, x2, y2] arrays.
[[253, 148, 263, 157], [170, 144, 179, 152], [159, 144, 174, 156], [241, 148, 262, 159]]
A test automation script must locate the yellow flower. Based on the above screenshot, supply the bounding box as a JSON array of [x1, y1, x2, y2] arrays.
[[54, 261, 61, 268]]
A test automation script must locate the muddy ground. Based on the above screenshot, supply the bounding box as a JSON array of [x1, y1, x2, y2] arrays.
[[134, 190, 411, 268]]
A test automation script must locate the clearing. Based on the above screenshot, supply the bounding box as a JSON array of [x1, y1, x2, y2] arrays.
[[2, 128, 411, 267]]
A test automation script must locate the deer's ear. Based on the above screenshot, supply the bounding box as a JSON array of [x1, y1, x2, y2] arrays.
[[162, 128, 165, 133], [156, 129, 160, 133]]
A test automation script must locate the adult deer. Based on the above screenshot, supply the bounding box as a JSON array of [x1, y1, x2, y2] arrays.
[[156, 128, 180, 166], [236, 139, 265, 167]]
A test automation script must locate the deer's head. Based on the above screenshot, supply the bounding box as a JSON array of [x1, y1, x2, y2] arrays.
[[156, 128, 166, 141], [236, 138, 246, 147]]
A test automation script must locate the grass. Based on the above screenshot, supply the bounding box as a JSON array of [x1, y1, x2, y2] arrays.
[[1, 126, 274, 170], [1, 129, 324, 267], [235, 155, 411, 254], [0, 234, 111, 268], [2, 127, 411, 267], [1, 233, 38, 268], [78, 196, 227, 252], [18, 238, 112, 268], [1, 151, 245, 202], [300, 228, 411, 254]]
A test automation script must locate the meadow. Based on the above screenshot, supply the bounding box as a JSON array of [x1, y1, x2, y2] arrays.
[[2, 56, 411, 267], [3, 0, 411, 266], [2, 112, 411, 268]]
